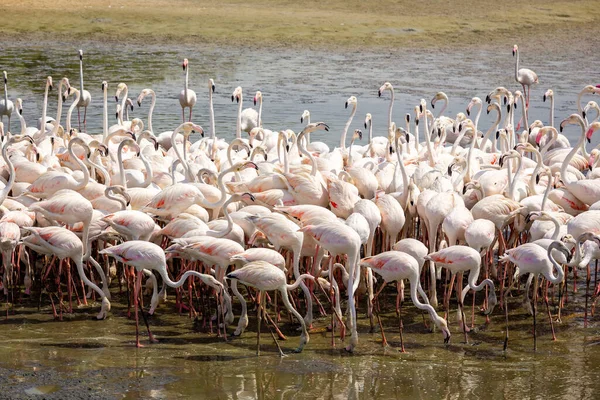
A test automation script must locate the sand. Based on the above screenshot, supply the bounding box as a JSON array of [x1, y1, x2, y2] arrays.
[[1, 0, 599, 51]]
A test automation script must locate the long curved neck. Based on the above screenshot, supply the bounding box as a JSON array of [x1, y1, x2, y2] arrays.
[[422, 106, 435, 166], [201, 163, 241, 209], [86, 152, 110, 185], [341, 104, 356, 150], [184, 68, 189, 96], [106, 189, 128, 210], [540, 128, 557, 156], [508, 154, 523, 199], [548, 215, 560, 240], [171, 127, 193, 182], [387, 89, 394, 135], [549, 96, 554, 128], [158, 266, 213, 290], [119, 86, 128, 125], [527, 149, 544, 194], [69, 141, 90, 191], [473, 103, 482, 136], [0, 141, 15, 204], [209, 88, 215, 140], [54, 81, 65, 132], [227, 139, 246, 182], [102, 86, 108, 141], [547, 244, 565, 284], [147, 91, 155, 133], [2, 78, 7, 105], [257, 97, 263, 128], [236, 93, 243, 139], [117, 140, 130, 189], [578, 89, 587, 117], [139, 150, 153, 188], [79, 59, 84, 93], [464, 129, 478, 183], [409, 273, 440, 325], [395, 137, 409, 208], [297, 130, 317, 176], [560, 119, 586, 185], [286, 274, 314, 291], [66, 90, 81, 134], [540, 174, 554, 211], [479, 109, 501, 151], [514, 49, 519, 82], [41, 81, 50, 133]]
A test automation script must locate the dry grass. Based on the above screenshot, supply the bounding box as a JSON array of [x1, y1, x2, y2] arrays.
[[1, 0, 599, 50]]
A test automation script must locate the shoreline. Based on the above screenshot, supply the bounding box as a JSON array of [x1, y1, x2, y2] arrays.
[[1, 0, 599, 52]]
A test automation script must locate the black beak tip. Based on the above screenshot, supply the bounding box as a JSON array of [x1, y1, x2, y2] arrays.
[[543, 95, 546, 102], [485, 95, 490, 103], [137, 101, 141, 107], [419, 104, 423, 113], [345, 102, 348, 109], [364, 122, 367, 129], [560, 126, 564, 133], [583, 111, 587, 119], [466, 109, 470, 116], [405, 133, 410, 142], [115, 96, 119, 102], [254, 99, 257, 106], [587, 137, 591, 143], [231, 95, 234, 102]]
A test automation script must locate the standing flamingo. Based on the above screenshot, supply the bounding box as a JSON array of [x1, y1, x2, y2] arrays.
[[0, 71, 14, 134], [500, 241, 571, 350], [76, 50, 92, 132], [100, 241, 223, 347], [513, 44, 538, 108], [227, 261, 314, 355], [360, 251, 450, 351], [179, 58, 197, 122]]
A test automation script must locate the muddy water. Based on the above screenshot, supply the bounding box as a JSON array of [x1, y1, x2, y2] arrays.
[[0, 43, 598, 147], [1, 42, 600, 398], [1, 287, 600, 399]]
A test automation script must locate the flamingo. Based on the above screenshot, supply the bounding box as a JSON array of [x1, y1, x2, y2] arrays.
[[179, 59, 197, 122], [100, 241, 224, 347], [513, 44, 538, 108], [425, 245, 497, 341], [226, 261, 314, 355], [500, 240, 571, 349], [76, 50, 92, 132], [0, 71, 14, 135], [360, 251, 450, 351]]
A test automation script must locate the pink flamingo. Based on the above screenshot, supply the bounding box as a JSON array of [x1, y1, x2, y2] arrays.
[[23, 226, 110, 320], [424, 245, 497, 343], [100, 241, 223, 347], [360, 251, 450, 351], [513, 44, 538, 108], [500, 240, 571, 350], [226, 260, 314, 355]]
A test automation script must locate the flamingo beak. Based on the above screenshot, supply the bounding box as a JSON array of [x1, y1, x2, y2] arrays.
[[378, 90, 382, 97], [115, 96, 119, 102], [253, 97, 257, 106], [466, 108, 470, 116], [543, 94, 547, 102], [301, 117, 304, 123], [212, 85, 215, 92], [345, 101, 348, 109]]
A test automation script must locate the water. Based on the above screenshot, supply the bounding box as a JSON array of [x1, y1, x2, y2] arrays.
[[0, 43, 599, 148], [1, 42, 600, 398]]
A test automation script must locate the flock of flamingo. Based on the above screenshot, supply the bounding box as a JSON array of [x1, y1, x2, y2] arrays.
[[0, 45, 599, 355]]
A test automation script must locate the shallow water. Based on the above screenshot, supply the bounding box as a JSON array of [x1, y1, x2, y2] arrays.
[[1, 42, 600, 398], [0, 42, 598, 148], [1, 288, 600, 399]]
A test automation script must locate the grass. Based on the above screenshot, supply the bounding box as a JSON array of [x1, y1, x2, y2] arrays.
[[1, 0, 599, 50]]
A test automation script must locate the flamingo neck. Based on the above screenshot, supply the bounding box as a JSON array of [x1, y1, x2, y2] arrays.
[[540, 174, 553, 211], [117, 140, 130, 189], [387, 89, 394, 136], [286, 274, 314, 291], [209, 88, 215, 140], [508, 154, 523, 199], [549, 96, 554, 128], [297, 130, 317, 176], [423, 106, 435, 167], [119, 86, 128, 126], [560, 119, 586, 185], [102, 86, 108, 141], [395, 137, 409, 208], [341, 105, 356, 150], [0, 141, 15, 204], [66, 90, 81, 134], [54, 81, 65, 133], [527, 149, 544, 195], [236, 94, 243, 139], [547, 245, 565, 284], [514, 50, 519, 82], [147, 91, 155, 134], [40, 81, 50, 134], [139, 150, 153, 188]]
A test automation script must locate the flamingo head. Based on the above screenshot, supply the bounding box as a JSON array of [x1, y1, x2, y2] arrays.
[[2, 71, 7, 83], [512, 44, 518, 56], [535, 126, 550, 145], [232, 86, 242, 103], [353, 129, 363, 142], [15, 98, 23, 115], [561, 234, 576, 246], [182, 58, 188, 71], [115, 83, 127, 102], [78, 49, 83, 60], [419, 98, 426, 113], [586, 121, 600, 143], [238, 161, 258, 172], [301, 109, 310, 124], [589, 149, 599, 170], [435, 315, 451, 344], [431, 91, 447, 109], [47, 76, 53, 91], [253, 91, 262, 106], [543, 89, 553, 102], [378, 82, 392, 97], [466, 97, 481, 116], [345, 96, 357, 109], [209, 78, 215, 93], [101, 80, 107, 92]]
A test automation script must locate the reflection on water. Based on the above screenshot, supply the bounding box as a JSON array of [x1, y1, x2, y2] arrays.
[[0, 42, 598, 148], [1, 295, 600, 399]]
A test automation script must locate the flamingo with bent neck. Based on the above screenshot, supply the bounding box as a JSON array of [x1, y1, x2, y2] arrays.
[[101, 241, 223, 347]]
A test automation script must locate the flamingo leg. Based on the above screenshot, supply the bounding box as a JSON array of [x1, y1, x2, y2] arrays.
[[78, 108, 82, 132], [134, 270, 143, 348], [532, 275, 538, 351], [262, 296, 285, 357], [396, 283, 405, 353], [585, 263, 591, 328], [189, 108, 193, 123], [373, 281, 388, 348], [83, 107, 88, 132], [544, 281, 557, 341], [256, 291, 263, 356]]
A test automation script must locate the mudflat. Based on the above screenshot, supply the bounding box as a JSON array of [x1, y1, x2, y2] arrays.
[[1, 0, 599, 50]]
